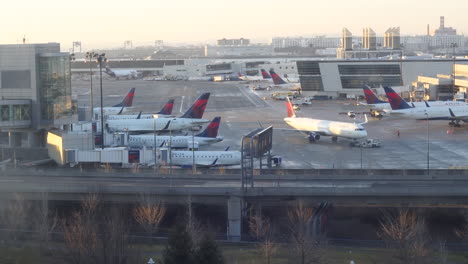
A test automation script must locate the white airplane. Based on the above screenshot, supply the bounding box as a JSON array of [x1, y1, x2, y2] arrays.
[[106, 117, 209, 133], [104, 66, 140, 80], [270, 70, 301, 90], [361, 86, 466, 112], [128, 117, 223, 148], [160, 148, 241, 168], [106, 93, 211, 132], [107, 99, 175, 120], [284, 97, 368, 142], [93, 87, 135, 118], [238, 73, 264, 82], [383, 87, 468, 127]]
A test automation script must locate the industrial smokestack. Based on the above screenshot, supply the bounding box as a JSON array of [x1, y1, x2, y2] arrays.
[[427, 24, 430, 36]]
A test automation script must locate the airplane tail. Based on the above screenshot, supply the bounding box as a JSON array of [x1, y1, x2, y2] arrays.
[[196, 117, 221, 138], [113, 87, 135, 107], [180, 93, 210, 119], [104, 66, 116, 77], [363, 85, 386, 104], [261, 69, 272, 79], [286, 97, 296, 118], [269, 69, 287, 85], [383, 86, 412, 110], [157, 99, 175, 115]]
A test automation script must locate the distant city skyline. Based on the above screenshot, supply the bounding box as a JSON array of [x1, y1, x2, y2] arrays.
[[2, 0, 468, 51]]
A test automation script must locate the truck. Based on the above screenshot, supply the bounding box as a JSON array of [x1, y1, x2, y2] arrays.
[[271, 91, 300, 100], [293, 97, 312, 105], [350, 139, 381, 148]]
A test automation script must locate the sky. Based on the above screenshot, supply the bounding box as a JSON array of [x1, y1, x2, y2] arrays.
[[2, 0, 467, 50]]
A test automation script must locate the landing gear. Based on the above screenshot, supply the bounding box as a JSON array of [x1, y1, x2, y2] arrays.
[[449, 121, 461, 127], [331, 136, 338, 143]]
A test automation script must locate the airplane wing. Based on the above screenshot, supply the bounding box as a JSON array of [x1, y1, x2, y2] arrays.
[[274, 127, 328, 136]]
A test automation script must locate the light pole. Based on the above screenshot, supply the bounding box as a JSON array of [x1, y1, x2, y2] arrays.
[[94, 53, 106, 149], [450, 43, 458, 94], [85, 52, 96, 120], [425, 112, 429, 173], [192, 129, 196, 174]]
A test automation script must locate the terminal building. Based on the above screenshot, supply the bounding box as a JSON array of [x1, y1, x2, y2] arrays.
[[0, 43, 77, 148], [296, 59, 468, 99]]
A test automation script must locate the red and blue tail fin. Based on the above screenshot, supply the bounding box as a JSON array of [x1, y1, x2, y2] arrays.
[[196, 117, 221, 138], [180, 93, 210, 119], [269, 69, 287, 85], [383, 86, 412, 110], [157, 99, 174, 115], [363, 85, 385, 104], [261, 69, 272, 79], [113, 87, 135, 107]]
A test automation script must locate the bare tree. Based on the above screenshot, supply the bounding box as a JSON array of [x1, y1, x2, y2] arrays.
[[98, 207, 130, 264], [287, 200, 326, 264], [0, 193, 32, 241], [63, 193, 100, 264], [248, 213, 278, 264], [133, 194, 166, 240], [32, 192, 58, 253], [186, 195, 204, 246], [379, 208, 430, 264]]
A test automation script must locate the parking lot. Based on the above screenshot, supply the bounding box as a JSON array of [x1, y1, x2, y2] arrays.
[[73, 78, 468, 169]]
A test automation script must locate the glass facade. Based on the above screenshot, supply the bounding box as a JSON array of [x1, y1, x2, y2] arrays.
[[206, 63, 231, 71], [338, 64, 402, 89], [296, 61, 323, 91], [38, 54, 76, 123]]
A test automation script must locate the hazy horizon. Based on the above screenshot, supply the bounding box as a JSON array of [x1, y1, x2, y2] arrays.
[[3, 0, 468, 51]]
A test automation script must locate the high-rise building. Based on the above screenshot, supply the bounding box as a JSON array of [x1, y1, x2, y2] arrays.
[[0, 43, 77, 147], [363, 28, 376, 50], [342, 28, 353, 51]]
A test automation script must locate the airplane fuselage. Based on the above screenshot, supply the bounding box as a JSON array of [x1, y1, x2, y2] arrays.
[[284, 117, 367, 139], [389, 105, 468, 120], [128, 134, 223, 148], [106, 118, 209, 132], [165, 151, 241, 167]]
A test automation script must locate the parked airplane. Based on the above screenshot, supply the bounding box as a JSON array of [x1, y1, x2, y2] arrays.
[[283, 74, 300, 83], [106, 93, 211, 132], [104, 66, 140, 80], [383, 86, 468, 126], [238, 73, 263, 81], [284, 97, 367, 142], [363, 86, 466, 113], [159, 148, 241, 167], [93, 87, 135, 118], [107, 99, 175, 120], [269, 70, 301, 90], [128, 117, 223, 148], [261, 69, 272, 80]]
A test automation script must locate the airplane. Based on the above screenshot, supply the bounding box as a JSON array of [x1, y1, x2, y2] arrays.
[[362, 86, 466, 113], [383, 86, 468, 127], [261, 69, 272, 80], [269, 69, 301, 91], [93, 87, 135, 118], [128, 117, 223, 148], [105, 93, 211, 132], [159, 148, 241, 167], [238, 73, 263, 82], [104, 66, 140, 80], [283, 74, 300, 83], [284, 97, 368, 142], [106, 99, 175, 120]]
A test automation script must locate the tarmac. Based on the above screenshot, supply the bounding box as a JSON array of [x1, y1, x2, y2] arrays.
[[72, 77, 468, 170]]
